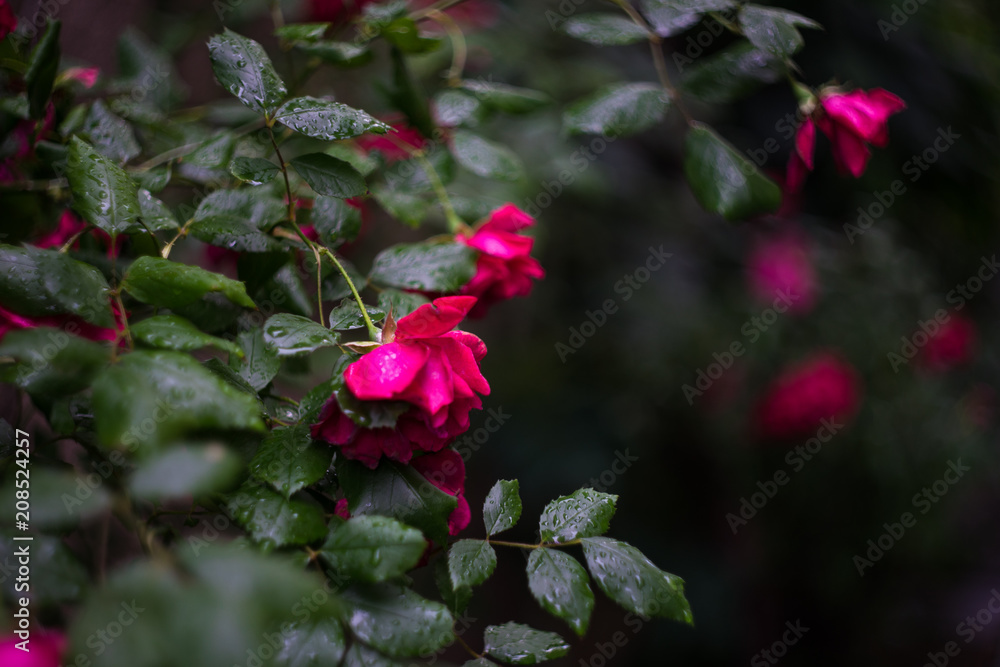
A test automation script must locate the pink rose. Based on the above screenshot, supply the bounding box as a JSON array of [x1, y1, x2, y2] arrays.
[[0, 1, 16, 40], [411, 449, 470, 535], [755, 352, 861, 440], [61, 67, 100, 89], [788, 88, 906, 189], [746, 231, 816, 314], [919, 314, 976, 372], [0, 304, 119, 343], [312, 296, 489, 467], [457, 204, 545, 317], [0, 632, 65, 667]]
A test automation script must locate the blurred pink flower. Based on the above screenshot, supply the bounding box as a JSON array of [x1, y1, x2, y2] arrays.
[[356, 123, 426, 163], [746, 231, 817, 313], [920, 314, 976, 372], [0, 631, 65, 667], [61, 67, 100, 89], [755, 352, 861, 440], [0, 1, 16, 40]]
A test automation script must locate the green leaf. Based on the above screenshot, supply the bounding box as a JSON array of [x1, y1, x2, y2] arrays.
[[683, 122, 781, 221], [194, 189, 286, 230], [563, 83, 671, 137], [129, 443, 243, 501], [0, 327, 109, 397], [131, 314, 244, 357], [383, 17, 442, 53], [483, 479, 522, 536], [275, 23, 331, 44], [310, 196, 362, 246], [527, 549, 594, 636], [291, 153, 368, 198], [122, 256, 256, 309], [320, 515, 426, 583], [67, 136, 142, 235], [560, 14, 649, 46], [0, 244, 114, 327], [450, 130, 524, 181], [580, 536, 693, 623], [327, 299, 385, 330], [459, 81, 551, 113], [448, 539, 497, 589], [207, 29, 287, 116], [229, 156, 280, 185], [369, 241, 477, 292], [234, 327, 281, 391], [372, 187, 431, 228], [385, 47, 435, 137], [434, 557, 472, 616], [83, 100, 141, 163], [186, 133, 237, 169], [91, 350, 266, 452], [539, 488, 617, 543], [340, 460, 457, 545], [681, 41, 784, 104], [433, 89, 482, 128], [342, 583, 454, 658], [297, 41, 373, 67], [275, 96, 390, 141], [341, 644, 409, 667], [135, 165, 172, 193], [25, 20, 61, 119], [250, 424, 332, 497], [739, 5, 820, 58], [639, 0, 736, 37], [377, 290, 429, 319], [228, 481, 327, 549], [188, 216, 284, 253], [262, 313, 340, 357], [273, 617, 347, 667], [483, 622, 570, 665], [137, 189, 180, 231], [68, 545, 338, 667]]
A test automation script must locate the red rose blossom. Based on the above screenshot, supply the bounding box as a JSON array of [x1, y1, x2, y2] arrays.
[[746, 230, 817, 314], [755, 352, 861, 440], [457, 204, 545, 317], [312, 296, 489, 468], [0, 631, 64, 667], [356, 123, 426, 163], [411, 449, 471, 534], [919, 314, 976, 372], [0, 1, 16, 40], [788, 88, 906, 189]]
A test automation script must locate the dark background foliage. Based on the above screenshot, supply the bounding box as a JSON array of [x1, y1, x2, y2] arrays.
[[9, 0, 1000, 664]]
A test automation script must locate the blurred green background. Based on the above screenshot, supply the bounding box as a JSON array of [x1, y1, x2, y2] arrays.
[[24, 0, 1000, 663]]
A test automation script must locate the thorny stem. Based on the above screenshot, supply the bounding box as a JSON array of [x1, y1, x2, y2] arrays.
[[611, 0, 693, 124], [429, 9, 467, 86], [487, 538, 583, 549], [455, 634, 483, 660], [320, 247, 379, 341], [161, 219, 194, 259]]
